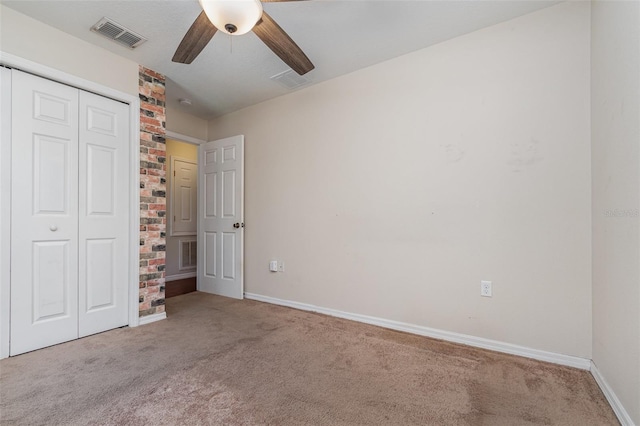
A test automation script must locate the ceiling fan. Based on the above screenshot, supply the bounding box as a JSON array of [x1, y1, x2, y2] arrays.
[[172, 0, 314, 75]]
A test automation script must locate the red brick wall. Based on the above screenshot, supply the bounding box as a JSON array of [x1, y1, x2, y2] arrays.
[[138, 66, 166, 317]]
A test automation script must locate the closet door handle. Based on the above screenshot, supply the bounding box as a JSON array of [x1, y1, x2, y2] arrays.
[[50, 225, 58, 232]]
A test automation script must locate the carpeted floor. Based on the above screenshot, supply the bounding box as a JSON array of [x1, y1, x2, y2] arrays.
[[0, 292, 618, 425]]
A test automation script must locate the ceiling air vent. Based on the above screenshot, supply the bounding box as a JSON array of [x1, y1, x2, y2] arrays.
[[91, 17, 147, 49], [271, 69, 312, 90]]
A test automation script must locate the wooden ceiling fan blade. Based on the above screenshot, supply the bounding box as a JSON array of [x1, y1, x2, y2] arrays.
[[172, 11, 217, 64], [253, 11, 314, 75]]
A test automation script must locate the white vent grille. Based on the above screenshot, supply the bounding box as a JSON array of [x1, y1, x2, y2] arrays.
[[271, 69, 312, 90], [179, 240, 197, 271], [91, 17, 147, 49]]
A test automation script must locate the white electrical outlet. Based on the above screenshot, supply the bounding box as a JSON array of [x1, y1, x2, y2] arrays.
[[278, 261, 285, 272], [481, 281, 492, 297], [269, 260, 278, 272]]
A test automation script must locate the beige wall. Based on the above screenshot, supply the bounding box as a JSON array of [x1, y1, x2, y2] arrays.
[[167, 137, 198, 160], [165, 139, 199, 278], [591, 1, 640, 424], [209, 2, 592, 357], [166, 105, 208, 141], [0, 5, 138, 96]]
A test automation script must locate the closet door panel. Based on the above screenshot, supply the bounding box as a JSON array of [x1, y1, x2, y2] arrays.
[[78, 91, 129, 337], [10, 70, 79, 356]]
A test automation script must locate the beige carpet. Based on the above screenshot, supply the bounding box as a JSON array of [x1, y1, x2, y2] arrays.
[[1, 292, 618, 425]]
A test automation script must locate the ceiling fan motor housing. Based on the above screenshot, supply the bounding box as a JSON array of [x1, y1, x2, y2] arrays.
[[199, 0, 263, 35]]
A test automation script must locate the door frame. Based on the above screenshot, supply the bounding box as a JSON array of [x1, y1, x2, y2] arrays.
[[0, 52, 141, 359]]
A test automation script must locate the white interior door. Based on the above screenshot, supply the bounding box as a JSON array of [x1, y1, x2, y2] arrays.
[[171, 157, 197, 236], [9, 70, 130, 355], [10, 70, 80, 355], [78, 90, 129, 337], [198, 135, 244, 299]]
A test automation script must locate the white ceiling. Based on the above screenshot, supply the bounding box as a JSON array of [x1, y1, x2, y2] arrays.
[[2, 0, 559, 120]]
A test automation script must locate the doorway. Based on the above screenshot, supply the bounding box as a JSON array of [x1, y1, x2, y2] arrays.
[[165, 138, 199, 298], [164, 133, 245, 301]]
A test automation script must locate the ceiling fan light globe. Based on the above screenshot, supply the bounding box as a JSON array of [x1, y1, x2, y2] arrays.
[[199, 0, 263, 36]]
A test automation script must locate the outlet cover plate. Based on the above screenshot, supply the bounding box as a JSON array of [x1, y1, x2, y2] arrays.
[[481, 280, 492, 297]]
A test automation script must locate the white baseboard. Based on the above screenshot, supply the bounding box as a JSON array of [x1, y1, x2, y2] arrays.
[[165, 272, 196, 282], [138, 312, 166, 326], [244, 292, 591, 370], [590, 361, 635, 426]]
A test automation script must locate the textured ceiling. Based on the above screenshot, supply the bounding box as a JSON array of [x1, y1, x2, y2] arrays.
[[2, 0, 559, 119]]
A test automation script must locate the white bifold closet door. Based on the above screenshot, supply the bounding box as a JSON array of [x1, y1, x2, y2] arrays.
[[10, 70, 129, 356]]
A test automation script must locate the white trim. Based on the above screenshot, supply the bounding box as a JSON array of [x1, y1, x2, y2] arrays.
[[165, 272, 197, 282], [0, 52, 134, 106], [0, 52, 141, 357], [166, 130, 205, 146], [128, 85, 140, 329], [590, 361, 635, 426], [0, 66, 12, 359], [138, 312, 167, 326], [244, 293, 592, 370]]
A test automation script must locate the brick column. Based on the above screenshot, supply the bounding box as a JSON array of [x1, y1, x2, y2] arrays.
[[138, 66, 166, 317]]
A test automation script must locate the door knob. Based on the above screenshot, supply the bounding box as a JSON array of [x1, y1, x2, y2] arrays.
[[50, 225, 58, 232], [233, 223, 240, 229]]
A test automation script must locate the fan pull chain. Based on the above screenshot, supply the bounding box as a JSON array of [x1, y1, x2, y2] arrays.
[[229, 35, 233, 54]]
